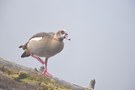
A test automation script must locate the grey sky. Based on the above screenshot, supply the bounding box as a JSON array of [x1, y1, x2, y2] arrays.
[[0, 0, 135, 90]]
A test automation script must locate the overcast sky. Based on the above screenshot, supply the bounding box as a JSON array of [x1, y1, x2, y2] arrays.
[[0, 0, 135, 90]]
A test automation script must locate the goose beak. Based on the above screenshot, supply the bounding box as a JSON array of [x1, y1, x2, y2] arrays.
[[65, 34, 71, 41]]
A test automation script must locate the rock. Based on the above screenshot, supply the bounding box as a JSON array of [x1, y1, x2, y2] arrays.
[[0, 57, 95, 90]]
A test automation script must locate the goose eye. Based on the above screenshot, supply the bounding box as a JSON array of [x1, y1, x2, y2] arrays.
[[61, 31, 65, 34]]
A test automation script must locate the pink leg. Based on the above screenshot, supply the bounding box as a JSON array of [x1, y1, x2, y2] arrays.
[[30, 54, 45, 65], [42, 57, 52, 76]]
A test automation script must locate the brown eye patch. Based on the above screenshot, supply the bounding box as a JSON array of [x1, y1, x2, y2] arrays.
[[61, 30, 65, 34]]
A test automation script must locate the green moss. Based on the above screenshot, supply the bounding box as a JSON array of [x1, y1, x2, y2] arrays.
[[41, 82, 54, 90], [10, 74, 18, 78], [40, 82, 69, 90], [7, 70, 14, 75], [11, 71, 36, 83], [1, 68, 77, 90], [20, 78, 37, 84]]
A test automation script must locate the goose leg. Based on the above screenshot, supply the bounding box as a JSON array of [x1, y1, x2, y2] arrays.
[[31, 54, 45, 65], [42, 57, 52, 76]]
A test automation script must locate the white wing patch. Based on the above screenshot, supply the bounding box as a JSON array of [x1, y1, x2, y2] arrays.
[[30, 37, 42, 41]]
